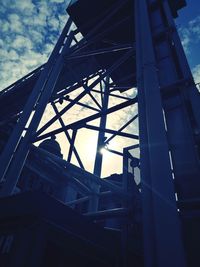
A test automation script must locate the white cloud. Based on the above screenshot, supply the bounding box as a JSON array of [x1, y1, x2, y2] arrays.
[[50, 0, 65, 3], [47, 17, 60, 31], [2, 0, 36, 14], [17, 0, 36, 13], [0, 19, 10, 32], [13, 35, 33, 50], [178, 15, 200, 54], [179, 28, 191, 53], [189, 16, 200, 35], [28, 29, 44, 45], [192, 64, 200, 84], [8, 49, 19, 61], [9, 14, 24, 33]]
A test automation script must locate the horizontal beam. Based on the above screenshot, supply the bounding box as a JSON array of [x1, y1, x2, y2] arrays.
[[65, 44, 134, 60], [84, 208, 129, 220], [84, 124, 139, 140], [34, 97, 137, 142], [66, 196, 91, 206]]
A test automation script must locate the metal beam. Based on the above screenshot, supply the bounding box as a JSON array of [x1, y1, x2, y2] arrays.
[[84, 124, 138, 140], [135, 0, 186, 266], [65, 44, 133, 60], [0, 19, 73, 195], [84, 208, 129, 220], [35, 49, 135, 138], [51, 102, 85, 169], [34, 97, 137, 142], [105, 114, 138, 145]]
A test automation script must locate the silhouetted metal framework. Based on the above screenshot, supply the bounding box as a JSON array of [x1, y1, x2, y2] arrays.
[[0, 0, 200, 266]]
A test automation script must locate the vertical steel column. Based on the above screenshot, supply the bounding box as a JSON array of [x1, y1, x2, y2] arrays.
[[162, 0, 200, 127], [0, 19, 73, 197], [93, 77, 110, 177], [121, 148, 129, 267], [158, 0, 200, 200], [88, 77, 109, 212], [135, 0, 186, 266]]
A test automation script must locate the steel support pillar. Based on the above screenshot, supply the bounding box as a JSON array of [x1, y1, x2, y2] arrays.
[[161, 0, 200, 128], [135, 0, 186, 266], [93, 77, 110, 178], [88, 77, 110, 212], [156, 0, 200, 200]]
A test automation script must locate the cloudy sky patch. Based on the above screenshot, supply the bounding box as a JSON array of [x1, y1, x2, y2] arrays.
[[0, 1, 199, 90], [0, 0, 69, 90]]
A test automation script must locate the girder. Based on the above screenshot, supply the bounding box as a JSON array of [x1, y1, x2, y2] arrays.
[[0, 1, 200, 267]]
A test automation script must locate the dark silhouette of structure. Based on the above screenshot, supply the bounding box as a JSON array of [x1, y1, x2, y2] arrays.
[[0, 0, 200, 266]]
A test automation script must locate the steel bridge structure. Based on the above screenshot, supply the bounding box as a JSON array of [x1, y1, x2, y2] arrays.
[[0, 0, 200, 266]]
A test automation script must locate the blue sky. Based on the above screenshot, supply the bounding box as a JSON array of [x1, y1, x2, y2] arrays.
[[176, 0, 200, 82], [0, 0, 199, 90]]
